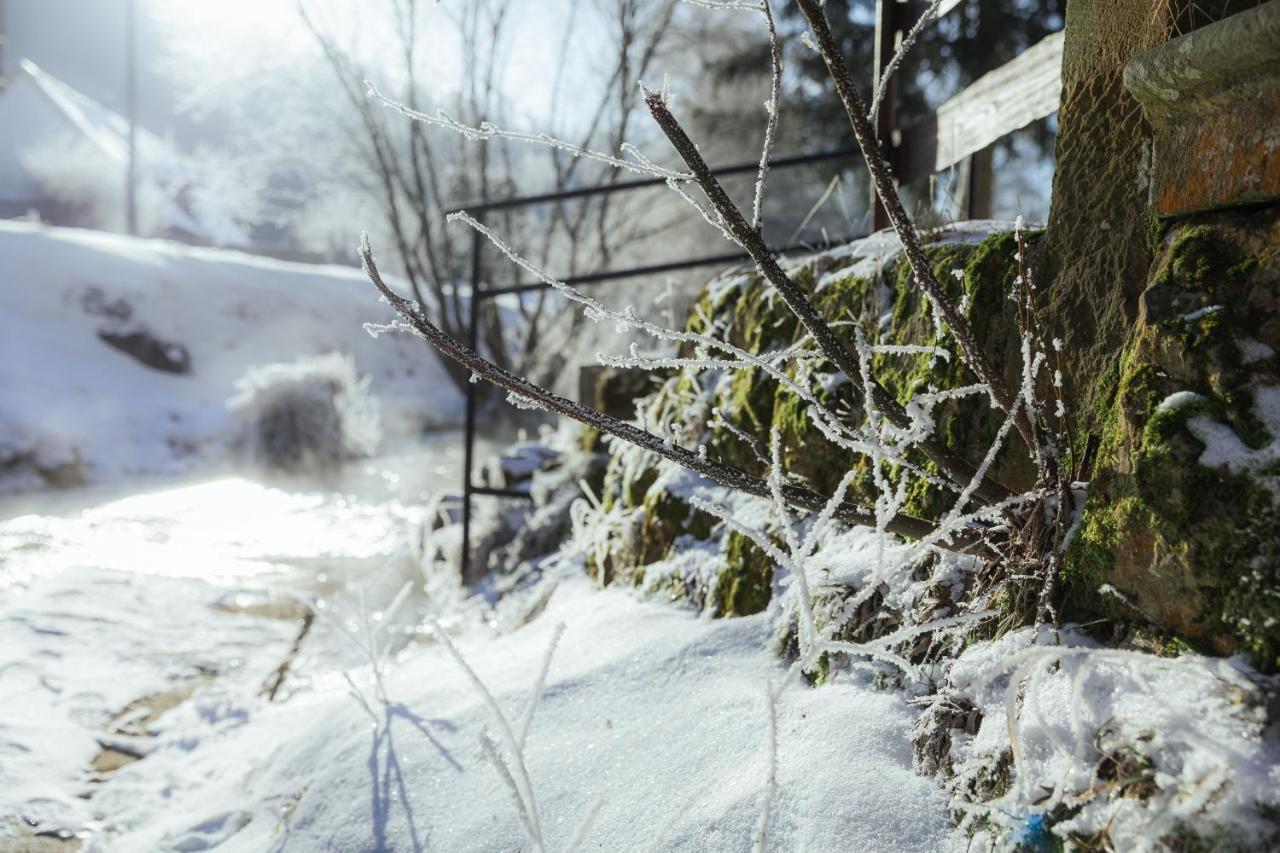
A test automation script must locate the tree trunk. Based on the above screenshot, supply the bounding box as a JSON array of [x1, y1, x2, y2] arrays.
[[1039, 1, 1258, 435], [1037, 1, 1168, 431]]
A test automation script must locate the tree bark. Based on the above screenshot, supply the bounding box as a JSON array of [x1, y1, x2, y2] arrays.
[[1037, 1, 1167, 430], [1039, 1, 1259, 436]]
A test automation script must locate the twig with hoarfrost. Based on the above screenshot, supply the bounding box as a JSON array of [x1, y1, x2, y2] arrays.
[[793, 0, 1035, 455], [753, 0, 781, 233], [319, 571, 415, 714], [642, 88, 1013, 506], [518, 621, 565, 750], [452, 209, 948, 483], [680, 0, 765, 10], [751, 680, 780, 853], [674, 0, 782, 232], [431, 617, 545, 848], [433, 618, 605, 853], [479, 732, 543, 851], [366, 81, 690, 181], [868, 0, 945, 125], [361, 235, 956, 546], [564, 798, 606, 853]]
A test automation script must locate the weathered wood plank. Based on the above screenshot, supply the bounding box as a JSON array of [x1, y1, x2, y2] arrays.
[[899, 30, 1064, 183]]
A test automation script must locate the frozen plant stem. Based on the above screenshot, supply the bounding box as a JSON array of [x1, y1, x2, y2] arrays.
[[793, 0, 1038, 456], [868, 0, 943, 125], [431, 618, 544, 847], [360, 236, 976, 549], [752, 0, 781, 233], [643, 91, 1012, 505], [752, 681, 780, 853]]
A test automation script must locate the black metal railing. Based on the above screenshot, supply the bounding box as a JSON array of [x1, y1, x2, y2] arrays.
[[444, 145, 865, 577]]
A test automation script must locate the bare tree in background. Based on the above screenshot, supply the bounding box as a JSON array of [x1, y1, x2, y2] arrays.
[[302, 0, 683, 393]]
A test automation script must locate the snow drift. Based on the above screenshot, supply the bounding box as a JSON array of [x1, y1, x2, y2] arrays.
[[0, 221, 461, 490]]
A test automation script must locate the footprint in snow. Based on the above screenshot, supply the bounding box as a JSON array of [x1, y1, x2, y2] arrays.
[[167, 810, 252, 851]]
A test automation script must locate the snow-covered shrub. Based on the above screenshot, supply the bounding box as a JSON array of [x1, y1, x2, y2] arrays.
[[228, 353, 381, 473], [925, 628, 1280, 851]]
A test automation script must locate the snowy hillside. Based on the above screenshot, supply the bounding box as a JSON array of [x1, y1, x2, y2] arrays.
[[0, 222, 461, 490]]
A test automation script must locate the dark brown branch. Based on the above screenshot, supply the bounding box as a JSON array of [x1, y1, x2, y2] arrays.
[[360, 238, 983, 552], [794, 0, 1037, 455], [643, 91, 1013, 506]]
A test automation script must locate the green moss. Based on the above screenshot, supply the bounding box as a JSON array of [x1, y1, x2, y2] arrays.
[[636, 488, 712, 566], [705, 366, 776, 477], [1063, 347, 1280, 670], [771, 368, 861, 497], [726, 274, 799, 353], [713, 531, 774, 617], [1142, 205, 1166, 254], [811, 272, 872, 326]]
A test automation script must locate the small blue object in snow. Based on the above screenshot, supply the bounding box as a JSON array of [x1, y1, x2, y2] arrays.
[[1015, 813, 1053, 852]]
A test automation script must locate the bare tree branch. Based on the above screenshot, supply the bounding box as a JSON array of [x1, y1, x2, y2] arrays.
[[643, 89, 1013, 505], [360, 236, 977, 549]]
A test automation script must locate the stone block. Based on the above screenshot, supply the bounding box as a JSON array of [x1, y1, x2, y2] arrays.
[[1125, 3, 1280, 217]]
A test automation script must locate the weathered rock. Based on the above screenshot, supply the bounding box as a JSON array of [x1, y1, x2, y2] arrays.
[[1125, 3, 1280, 217], [1065, 211, 1280, 669]]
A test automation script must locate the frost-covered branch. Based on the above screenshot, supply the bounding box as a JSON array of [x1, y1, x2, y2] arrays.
[[366, 81, 690, 181], [643, 88, 1013, 505], [432, 619, 545, 847], [445, 212, 958, 491], [751, 680, 780, 853], [794, 0, 1035, 455], [361, 235, 956, 545], [868, 0, 944, 125], [753, 0, 781, 233]]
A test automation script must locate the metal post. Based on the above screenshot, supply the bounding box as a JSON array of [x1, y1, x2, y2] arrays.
[[872, 0, 901, 232], [460, 221, 482, 580], [125, 0, 138, 236], [0, 0, 8, 81]]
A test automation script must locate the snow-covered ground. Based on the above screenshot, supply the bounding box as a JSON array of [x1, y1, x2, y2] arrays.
[[0, 471, 959, 852], [3, 453, 1276, 852], [0, 221, 461, 491], [3, 221, 1275, 853]]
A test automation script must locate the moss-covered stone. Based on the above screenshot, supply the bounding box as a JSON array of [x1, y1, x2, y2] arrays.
[[1063, 211, 1280, 671], [712, 531, 774, 617], [590, 217, 1276, 673]]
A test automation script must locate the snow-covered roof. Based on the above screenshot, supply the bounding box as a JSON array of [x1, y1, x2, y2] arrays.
[[0, 60, 211, 240]]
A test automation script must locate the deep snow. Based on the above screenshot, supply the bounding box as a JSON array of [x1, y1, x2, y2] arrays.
[[0, 476, 959, 852], [0, 221, 461, 491]]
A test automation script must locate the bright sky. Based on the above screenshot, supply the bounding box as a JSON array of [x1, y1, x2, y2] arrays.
[[143, 0, 597, 131]]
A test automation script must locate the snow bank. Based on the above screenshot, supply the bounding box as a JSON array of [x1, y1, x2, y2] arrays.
[[940, 628, 1280, 850], [0, 221, 460, 490], [72, 578, 954, 852]]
